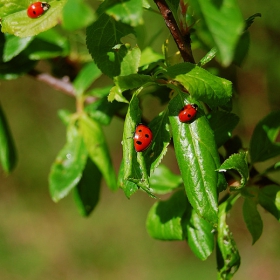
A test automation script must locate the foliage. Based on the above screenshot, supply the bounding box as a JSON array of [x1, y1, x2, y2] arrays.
[[0, 0, 279, 279]]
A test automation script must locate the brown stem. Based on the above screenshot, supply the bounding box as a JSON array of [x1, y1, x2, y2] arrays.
[[28, 70, 98, 104], [154, 0, 195, 63], [28, 69, 76, 97]]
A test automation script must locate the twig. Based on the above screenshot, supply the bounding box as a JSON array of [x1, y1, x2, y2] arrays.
[[28, 69, 76, 97], [28, 69, 99, 104], [153, 0, 195, 63]]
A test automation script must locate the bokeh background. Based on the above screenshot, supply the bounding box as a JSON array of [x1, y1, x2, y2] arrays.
[[1, 0, 280, 279]]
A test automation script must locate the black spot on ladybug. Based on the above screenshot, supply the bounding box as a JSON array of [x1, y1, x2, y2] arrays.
[[188, 114, 191, 117], [145, 134, 150, 138], [136, 141, 142, 145], [33, 11, 36, 14]]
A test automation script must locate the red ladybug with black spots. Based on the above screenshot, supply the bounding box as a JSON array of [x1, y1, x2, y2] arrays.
[[27, 2, 50, 18], [133, 124, 153, 152], [178, 103, 198, 123]]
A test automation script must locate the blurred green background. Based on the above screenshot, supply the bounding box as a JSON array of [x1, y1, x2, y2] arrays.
[[1, 0, 280, 279]]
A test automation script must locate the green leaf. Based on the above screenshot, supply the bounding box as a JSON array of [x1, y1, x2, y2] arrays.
[[87, 85, 113, 98], [218, 152, 249, 189], [149, 165, 182, 195], [117, 159, 139, 198], [143, 110, 171, 173], [122, 93, 154, 196], [36, 28, 69, 52], [243, 197, 263, 244], [122, 94, 141, 179], [198, 47, 217, 66], [258, 185, 280, 221], [120, 46, 141, 76], [0, 104, 17, 173], [49, 124, 88, 202], [184, 201, 214, 260], [85, 97, 125, 126], [73, 62, 102, 97], [244, 13, 261, 31], [249, 110, 280, 163], [233, 31, 250, 67], [73, 157, 102, 217], [86, 13, 134, 77], [79, 113, 117, 191], [62, 0, 95, 31], [169, 92, 226, 225], [58, 109, 72, 126], [208, 111, 239, 147], [108, 85, 129, 103], [25, 41, 66, 61], [24, 29, 70, 60], [167, 63, 232, 109], [1, 1, 67, 38], [100, 0, 143, 27], [136, 152, 154, 195], [189, 0, 244, 66], [139, 47, 164, 67], [3, 34, 34, 62], [0, 32, 36, 79], [217, 199, 241, 279], [142, 0, 150, 9], [114, 74, 154, 92], [146, 190, 187, 240], [0, 0, 26, 17]]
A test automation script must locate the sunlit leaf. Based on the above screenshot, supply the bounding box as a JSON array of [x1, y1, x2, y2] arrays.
[[100, 0, 143, 27], [169, 92, 226, 225], [122, 94, 153, 195], [188, 0, 244, 66], [49, 124, 88, 202], [73, 62, 102, 97], [143, 110, 171, 174], [167, 63, 232, 109], [117, 159, 139, 198], [149, 164, 182, 195], [0, 32, 36, 79], [218, 152, 249, 189], [79, 113, 117, 191], [1, 1, 67, 38], [184, 201, 214, 260], [62, 0, 95, 30], [3, 34, 34, 62], [86, 13, 134, 77]]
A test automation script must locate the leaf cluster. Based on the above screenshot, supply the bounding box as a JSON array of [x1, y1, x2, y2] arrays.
[[0, 1, 278, 279]]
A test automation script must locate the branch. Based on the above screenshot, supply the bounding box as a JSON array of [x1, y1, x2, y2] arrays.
[[154, 0, 195, 63], [28, 69, 99, 104], [28, 69, 76, 97]]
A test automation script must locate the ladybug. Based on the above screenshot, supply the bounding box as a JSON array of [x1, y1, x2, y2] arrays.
[[27, 2, 50, 18], [133, 124, 153, 152], [178, 103, 198, 122]]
